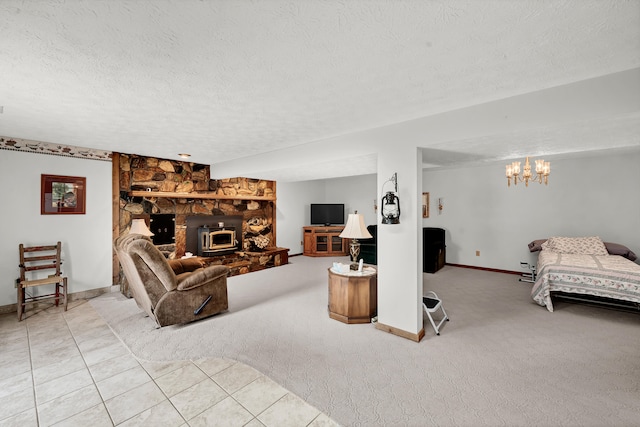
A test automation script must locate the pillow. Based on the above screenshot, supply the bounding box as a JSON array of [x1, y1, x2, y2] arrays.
[[542, 236, 609, 255], [604, 242, 638, 261], [528, 239, 547, 252]]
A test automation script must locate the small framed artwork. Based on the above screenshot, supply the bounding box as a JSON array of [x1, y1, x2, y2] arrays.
[[422, 192, 429, 218], [41, 174, 86, 215]]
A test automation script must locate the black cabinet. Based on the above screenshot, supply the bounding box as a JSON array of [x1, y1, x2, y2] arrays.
[[423, 228, 445, 273]]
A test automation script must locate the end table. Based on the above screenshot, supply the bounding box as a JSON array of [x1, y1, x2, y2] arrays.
[[327, 266, 377, 324]]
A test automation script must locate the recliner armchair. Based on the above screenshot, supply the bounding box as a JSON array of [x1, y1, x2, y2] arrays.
[[114, 233, 229, 327]]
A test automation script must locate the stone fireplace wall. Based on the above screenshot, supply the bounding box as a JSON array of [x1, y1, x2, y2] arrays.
[[115, 153, 284, 277]]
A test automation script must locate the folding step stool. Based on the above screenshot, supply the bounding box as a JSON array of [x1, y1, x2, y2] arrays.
[[422, 291, 449, 335]]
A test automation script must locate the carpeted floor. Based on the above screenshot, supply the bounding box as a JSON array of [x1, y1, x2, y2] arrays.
[[91, 257, 640, 427]]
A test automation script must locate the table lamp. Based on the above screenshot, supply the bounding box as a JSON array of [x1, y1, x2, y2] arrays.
[[339, 212, 372, 264], [129, 218, 154, 236]]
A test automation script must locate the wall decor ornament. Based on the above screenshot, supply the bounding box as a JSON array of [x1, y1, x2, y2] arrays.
[[41, 174, 86, 215], [1, 137, 111, 161], [422, 192, 429, 218], [381, 172, 400, 224]]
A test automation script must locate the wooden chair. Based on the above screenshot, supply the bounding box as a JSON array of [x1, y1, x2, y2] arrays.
[[17, 242, 68, 321]]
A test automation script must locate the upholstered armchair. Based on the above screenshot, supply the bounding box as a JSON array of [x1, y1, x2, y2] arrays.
[[114, 233, 229, 327], [359, 225, 377, 265]]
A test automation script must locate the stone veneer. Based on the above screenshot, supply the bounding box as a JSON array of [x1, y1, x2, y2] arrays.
[[116, 153, 286, 277]]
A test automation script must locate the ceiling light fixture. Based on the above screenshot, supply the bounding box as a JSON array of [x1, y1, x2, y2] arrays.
[[505, 157, 550, 187], [178, 153, 191, 159]]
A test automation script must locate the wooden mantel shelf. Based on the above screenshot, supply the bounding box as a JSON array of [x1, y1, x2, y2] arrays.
[[128, 190, 276, 201]]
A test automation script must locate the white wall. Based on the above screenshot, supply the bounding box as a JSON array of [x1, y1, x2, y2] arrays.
[[277, 175, 378, 254], [275, 180, 325, 254], [376, 147, 424, 336], [0, 150, 113, 308], [323, 174, 377, 225], [423, 150, 640, 271]]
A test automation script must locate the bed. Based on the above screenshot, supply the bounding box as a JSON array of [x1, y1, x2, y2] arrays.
[[529, 236, 640, 312]]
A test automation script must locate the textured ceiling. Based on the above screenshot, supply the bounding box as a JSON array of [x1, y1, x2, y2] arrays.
[[1, 0, 639, 181]]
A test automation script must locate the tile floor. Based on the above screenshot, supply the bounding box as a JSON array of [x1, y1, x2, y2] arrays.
[[0, 299, 339, 427]]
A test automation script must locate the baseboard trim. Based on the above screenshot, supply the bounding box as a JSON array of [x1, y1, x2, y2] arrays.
[[0, 285, 117, 315], [375, 322, 425, 342], [445, 263, 521, 276]]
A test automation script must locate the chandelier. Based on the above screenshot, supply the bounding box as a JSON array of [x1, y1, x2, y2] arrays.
[[505, 157, 550, 187]]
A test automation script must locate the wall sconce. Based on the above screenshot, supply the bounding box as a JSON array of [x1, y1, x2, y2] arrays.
[[438, 198, 443, 214], [381, 173, 400, 224]]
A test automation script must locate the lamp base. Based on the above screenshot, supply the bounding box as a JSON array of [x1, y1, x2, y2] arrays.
[[349, 240, 361, 263]]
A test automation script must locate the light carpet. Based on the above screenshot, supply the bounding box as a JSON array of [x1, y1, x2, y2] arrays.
[[91, 256, 640, 427]]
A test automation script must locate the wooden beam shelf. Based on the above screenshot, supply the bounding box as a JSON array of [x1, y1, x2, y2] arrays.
[[128, 190, 276, 201]]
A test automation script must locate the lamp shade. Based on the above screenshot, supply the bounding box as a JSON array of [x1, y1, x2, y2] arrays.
[[129, 219, 154, 236], [339, 214, 372, 239]]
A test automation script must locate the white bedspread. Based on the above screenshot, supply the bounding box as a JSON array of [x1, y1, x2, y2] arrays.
[[531, 251, 640, 311]]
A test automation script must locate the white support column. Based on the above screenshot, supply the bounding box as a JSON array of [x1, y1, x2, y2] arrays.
[[375, 147, 424, 341]]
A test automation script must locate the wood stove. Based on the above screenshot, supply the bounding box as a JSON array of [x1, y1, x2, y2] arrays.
[[185, 215, 243, 257], [197, 226, 238, 256]]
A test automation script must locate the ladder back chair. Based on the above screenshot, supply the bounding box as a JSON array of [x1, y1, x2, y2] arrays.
[[17, 241, 68, 321]]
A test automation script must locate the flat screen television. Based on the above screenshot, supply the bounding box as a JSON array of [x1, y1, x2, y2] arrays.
[[310, 203, 345, 226]]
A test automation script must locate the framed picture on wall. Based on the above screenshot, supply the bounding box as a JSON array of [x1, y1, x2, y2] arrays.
[[422, 192, 429, 218], [41, 174, 86, 215]]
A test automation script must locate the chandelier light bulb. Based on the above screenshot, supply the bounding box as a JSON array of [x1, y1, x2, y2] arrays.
[[505, 156, 551, 188]]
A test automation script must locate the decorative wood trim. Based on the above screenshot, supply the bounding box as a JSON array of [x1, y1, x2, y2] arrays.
[[445, 263, 521, 276], [0, 136, 112, 161], [112, 152, 121, 286], [272, 181, 277, 247], [375, 322, 425, 342], [128, 190, 276, 201]]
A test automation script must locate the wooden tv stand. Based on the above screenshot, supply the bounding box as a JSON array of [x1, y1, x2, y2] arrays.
[[303, 226, 348, 257]]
